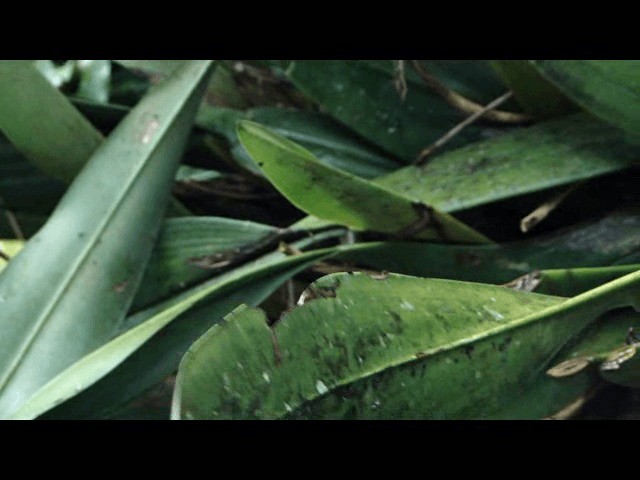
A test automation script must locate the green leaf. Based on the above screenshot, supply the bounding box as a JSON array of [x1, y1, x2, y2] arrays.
[[283, 60, 489, 161], [43, 242, 339, 419], [532, 61, 640, 137], [116, 61, 251, 110], [115, 60, 188, 77], [331, 209, 640, 285], [490, 60, 578, 119], [173, 268, 640, 419], [531, 265, 640, 297], [0, 215, 295, 312], [0, 134, 67, 215], [0, 61, 104, 182], [131, 216, 282, 311], [0, 61, 214, 419], [410, 60, 509, 105], [293, 113, 639, 232], [196, 106, 400, 178], [10, 239, 338, 419], [237, 120, 491, 244], [376, 113, 640, 213]]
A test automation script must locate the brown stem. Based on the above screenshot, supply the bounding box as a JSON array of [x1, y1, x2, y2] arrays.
[[415, 90, 515, 165], [411, 60, 531, 124], [520, 182, 584, 233]]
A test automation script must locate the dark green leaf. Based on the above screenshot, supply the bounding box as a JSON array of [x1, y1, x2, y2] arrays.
[[532, 61, 640, 137], [0, 61, 214, 418], [173, 267, 640, 419], [237, 120, 491, 244], [284, 60, 489, 161]]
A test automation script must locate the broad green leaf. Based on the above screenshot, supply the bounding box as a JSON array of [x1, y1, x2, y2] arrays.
[[532, 61, 640, 137], [173, 268, 640, 419], [43, 241, 340, 419], [283, 60, 489, 161], [490, 60, 577, 119], [0, 61, 104, 182], [376, 113, 640, 213], [196, 106, 400, 178], [0, 61, 214, 419], [9, 243, 337, 420], [331, 209, 640, 284], [0, 215, 296, 312], [237, 121, 491, 244], [293, 113, 640, 231]]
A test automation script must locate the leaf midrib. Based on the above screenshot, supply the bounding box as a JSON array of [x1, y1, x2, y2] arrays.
[[0, 65, 209, 394], [280, 269, 640, 417]]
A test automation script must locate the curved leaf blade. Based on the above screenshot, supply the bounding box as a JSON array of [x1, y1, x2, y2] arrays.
[[42, 242, 339, 419], [0, 61, 104, 182], [197, 106, 400, 178], [331, 209, 640, 285], [174, 267, 640, 419], [490, 60, 577, 119], [377, 113, 640, 213], [532, 60, 640, 137], [0, 61, 214, 418], [237, 120, 490, 244]]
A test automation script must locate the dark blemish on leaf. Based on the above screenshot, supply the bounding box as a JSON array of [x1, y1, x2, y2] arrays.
[[187, 231, 288, 271], [502, 271, 542, 292], [257, 162, 264, 167], [547, 357, 591, 377], [270, 328, 282, 367], [464, 345, 475, 359], [415, 351, 427, 359], [367, 270, 390, 280]]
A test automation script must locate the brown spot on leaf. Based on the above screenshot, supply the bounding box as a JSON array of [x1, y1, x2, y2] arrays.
[[270, 329, 282, 367], [546, 357, 591, 378], [367, 270, 390, 280], [502, 271, 542, 292]]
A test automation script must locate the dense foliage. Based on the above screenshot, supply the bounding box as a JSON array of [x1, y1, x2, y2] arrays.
[[0, 60, 639, 419]]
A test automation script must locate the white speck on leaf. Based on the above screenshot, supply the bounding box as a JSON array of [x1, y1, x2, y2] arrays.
[[316, 380, 329, 395], [400, 300, 415, 311]]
